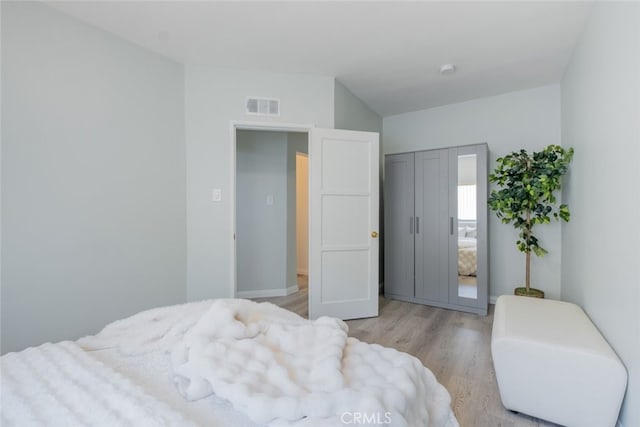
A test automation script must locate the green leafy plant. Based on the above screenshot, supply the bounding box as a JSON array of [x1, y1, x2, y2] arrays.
[[488, 145, 574, 296]]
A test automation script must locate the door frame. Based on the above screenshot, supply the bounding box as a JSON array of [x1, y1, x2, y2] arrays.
[[229, 121, 313, 299]]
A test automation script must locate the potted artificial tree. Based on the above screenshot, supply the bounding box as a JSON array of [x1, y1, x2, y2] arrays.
[[488, 145, 574, 298]]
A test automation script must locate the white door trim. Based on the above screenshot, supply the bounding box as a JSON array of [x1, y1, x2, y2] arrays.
[[229, 121, 314, 300]]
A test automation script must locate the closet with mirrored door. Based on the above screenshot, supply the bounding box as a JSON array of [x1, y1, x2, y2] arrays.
[[384, 143, 488, 315]]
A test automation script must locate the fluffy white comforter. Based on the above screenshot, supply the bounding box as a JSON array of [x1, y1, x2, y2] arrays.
[[3, 299, 457, 427], [81, 299, 457, 427], [1, 341, 197, 427]]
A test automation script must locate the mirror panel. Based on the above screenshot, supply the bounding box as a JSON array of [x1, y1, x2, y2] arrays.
[[457, 154, 478, 299]]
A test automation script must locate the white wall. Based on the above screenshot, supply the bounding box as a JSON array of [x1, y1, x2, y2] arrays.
[[1, 2, 186, 353], [185, 67, 334, 301], [236, 131, 289, 296], [561, 3, 640, 426], [383, 85, 562, 300]]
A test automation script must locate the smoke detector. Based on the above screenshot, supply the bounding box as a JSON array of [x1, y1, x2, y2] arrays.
[[440, 64, 457, 75]]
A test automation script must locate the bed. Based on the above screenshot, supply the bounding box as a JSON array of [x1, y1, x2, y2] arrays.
[[1, 299, 459, 427], [458, 236, 477, 276], [458, 223, 477, 276]]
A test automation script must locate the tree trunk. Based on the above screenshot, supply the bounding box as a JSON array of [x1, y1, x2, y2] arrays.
[[525, 250, 531, 292], [525, 209, 532, 292]]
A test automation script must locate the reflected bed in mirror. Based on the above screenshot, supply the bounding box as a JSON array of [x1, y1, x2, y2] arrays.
[[458, 221, 477, 299]]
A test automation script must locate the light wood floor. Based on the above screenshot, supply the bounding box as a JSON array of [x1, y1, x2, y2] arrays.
[[255, 276, 558, 427]]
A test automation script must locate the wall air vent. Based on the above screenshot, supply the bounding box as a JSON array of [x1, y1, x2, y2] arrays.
[[246, 97, 280, 117]]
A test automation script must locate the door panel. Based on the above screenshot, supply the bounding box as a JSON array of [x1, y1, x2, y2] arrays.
[[321, 139, 371, 192], [321, 251, 370, 302], [415, 150, 449, 303], [383, 153, 415, 298], [321, 196, 369, 247], [309, 128, 379, 320]]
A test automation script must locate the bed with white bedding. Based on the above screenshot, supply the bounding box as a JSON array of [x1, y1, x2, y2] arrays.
[[457, 222, 478, 277], [1, 299, 459, 427], [458, 236, 477, 276]]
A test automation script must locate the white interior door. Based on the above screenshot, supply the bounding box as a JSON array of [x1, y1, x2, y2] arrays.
[[309, 128, 379, 320]]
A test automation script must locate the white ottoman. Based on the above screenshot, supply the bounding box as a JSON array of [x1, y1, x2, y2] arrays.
[[491, 295, 627, 427]]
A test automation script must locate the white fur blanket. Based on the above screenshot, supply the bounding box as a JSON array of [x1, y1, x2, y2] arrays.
[[79, 299, 458, 427], [0, 341, 197, 427]]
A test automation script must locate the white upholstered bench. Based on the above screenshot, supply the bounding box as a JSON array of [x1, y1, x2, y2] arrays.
[[491, 295, 627, 427]]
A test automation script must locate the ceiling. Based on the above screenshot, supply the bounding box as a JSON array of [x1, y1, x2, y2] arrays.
[[48, 1, 592, 117]]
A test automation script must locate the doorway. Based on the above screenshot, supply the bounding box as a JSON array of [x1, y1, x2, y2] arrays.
[[231, 122, 380, 321], [234, 127, 310, 315]]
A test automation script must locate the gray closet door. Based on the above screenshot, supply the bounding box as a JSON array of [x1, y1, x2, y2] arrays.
[[384, 153, 415, 298], [414, 149, 449, 303], [448, 144, 489, 313]]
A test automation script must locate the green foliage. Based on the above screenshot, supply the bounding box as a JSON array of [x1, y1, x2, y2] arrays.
[[488, 145, 574, 256]]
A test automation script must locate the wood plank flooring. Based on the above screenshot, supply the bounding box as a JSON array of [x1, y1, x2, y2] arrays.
[[255, 277, 558, 427]]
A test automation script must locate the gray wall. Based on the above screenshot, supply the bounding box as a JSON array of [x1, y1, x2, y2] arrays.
[[383, 85, 562, 300], [185, 66, 334, 301], [561, 3, 640, 426], [334, 80, 383, 134], [236, 131, 288, 295], [1, 2, 186, 353]]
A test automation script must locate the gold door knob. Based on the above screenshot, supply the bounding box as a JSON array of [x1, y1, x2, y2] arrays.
[[371, 231, 378, 238]]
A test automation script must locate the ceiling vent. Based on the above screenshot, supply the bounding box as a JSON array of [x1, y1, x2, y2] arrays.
[[246, 97, 280, 116]]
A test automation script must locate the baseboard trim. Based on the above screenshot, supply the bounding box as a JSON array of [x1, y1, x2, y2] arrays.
[[286, 285, 299, 295], [236, 288, 288, 298], [489, 295, 498, 304]]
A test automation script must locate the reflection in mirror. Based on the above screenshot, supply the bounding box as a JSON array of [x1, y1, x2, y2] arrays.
[[458, 154, 478, 299]]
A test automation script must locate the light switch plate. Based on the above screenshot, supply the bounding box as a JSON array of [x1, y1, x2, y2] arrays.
[[212, 189, 222, 202], [266, 194, 274, 206]]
